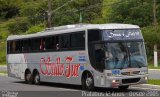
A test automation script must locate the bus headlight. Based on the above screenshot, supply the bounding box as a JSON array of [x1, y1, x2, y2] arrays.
[[112, 79, 119, 87], [112, 79, 116, 83], [144, 77, 148, 80]]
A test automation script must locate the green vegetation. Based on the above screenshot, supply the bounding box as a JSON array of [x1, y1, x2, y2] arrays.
[[148, 79, 160, 85], [0, 71, 7, 74], [0, 64, 6, 66], [26, 24, 45, 34], [0, 0, 160, 65], [148, 64, 160, 69]]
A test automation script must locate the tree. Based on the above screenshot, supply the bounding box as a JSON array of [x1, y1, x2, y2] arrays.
[[0, 0, 22, 19], [103, 0, 153, 27]]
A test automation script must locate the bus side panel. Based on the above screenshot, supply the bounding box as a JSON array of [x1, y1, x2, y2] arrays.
[[25, 51, 89, 85], [7, 54, 28, 80]]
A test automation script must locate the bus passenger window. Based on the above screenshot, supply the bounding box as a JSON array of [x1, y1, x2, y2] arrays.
[[22, 39, 30, 52], [88, 30, 101, 43], [40, 39, 46, 51], [55, 36, 60, 50], [45, 36, 56, 50], [11, 41, 16, 53], [15, 40, 22, 53], [7, 41, 10, 54], [56, 44, 59, 50], [61, 34, 70, 49], [30, 38, 41, 51], [71, 32, 85, 49]]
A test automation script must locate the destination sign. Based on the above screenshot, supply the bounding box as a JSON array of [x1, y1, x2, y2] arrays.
[[103, 29, 143, 41]]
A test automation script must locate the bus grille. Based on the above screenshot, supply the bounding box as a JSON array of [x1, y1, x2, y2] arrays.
[[122, 78, 140, 84], [121, 71, 140, 75]]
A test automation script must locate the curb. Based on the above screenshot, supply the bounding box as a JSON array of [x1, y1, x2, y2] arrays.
[[149, 69, 160, 71], [0, 73, 7, 76], [0, 65, 7, 72], [142, 84, 160, 88], [131, 84, 160, 90], [0, 65, 7, 68]]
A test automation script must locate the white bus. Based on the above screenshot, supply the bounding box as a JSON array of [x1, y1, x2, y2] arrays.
[[7, 24, 148, 90]]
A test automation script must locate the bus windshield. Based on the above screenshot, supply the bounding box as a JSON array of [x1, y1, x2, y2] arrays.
[[88, 29, 147, 71], [104, 42, 147, 70]]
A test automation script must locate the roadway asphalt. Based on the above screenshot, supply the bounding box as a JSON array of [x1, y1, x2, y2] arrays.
[[0, 76, 160, 97], [148, 69, 160, 79], [0, 66, 160, 97]]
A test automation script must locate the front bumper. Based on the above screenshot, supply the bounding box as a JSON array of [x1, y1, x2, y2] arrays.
[[105, 74, 148, 88]]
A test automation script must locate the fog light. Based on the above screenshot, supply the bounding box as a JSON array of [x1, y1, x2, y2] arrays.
[[144, 77, 148, 80], [112, 80, 116, 83], [112, 80, 119, 88], [112, 79, 119, 83]]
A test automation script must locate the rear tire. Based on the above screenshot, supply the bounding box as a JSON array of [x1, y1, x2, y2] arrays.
[[33, 71, 40, 85], [25, 70, 33, 84], [82, 72, 94, 91]]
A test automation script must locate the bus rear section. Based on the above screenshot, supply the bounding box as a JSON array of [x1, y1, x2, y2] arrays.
[[6, 29, 87, 86]]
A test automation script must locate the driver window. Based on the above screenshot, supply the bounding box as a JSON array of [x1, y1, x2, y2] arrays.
[[94, 44, 105, 72]]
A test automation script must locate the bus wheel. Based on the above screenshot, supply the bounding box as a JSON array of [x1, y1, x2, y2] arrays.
[[119, 85, 129, 90], [33, 71, 40, 85], [25, 70, 33, 84], [82, 72, 94, 91]]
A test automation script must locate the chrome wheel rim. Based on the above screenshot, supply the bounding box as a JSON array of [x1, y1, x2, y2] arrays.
[[35, 74, 40, 84], [86, 77, 92, 87], [26, 73, 31, 81]]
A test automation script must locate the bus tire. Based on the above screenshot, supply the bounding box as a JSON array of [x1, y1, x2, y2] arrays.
[[82, 72, 94, 91], [118, 85, 129, 90], [25, 70, 33, 84], [33, 70, 40, 85]]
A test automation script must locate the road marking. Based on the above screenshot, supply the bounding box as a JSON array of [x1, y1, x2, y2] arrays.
[[131, 87, 160, 91], [55, 88, 79, 91], [131, 87, 158, 90], [142, 84, 160, 88]]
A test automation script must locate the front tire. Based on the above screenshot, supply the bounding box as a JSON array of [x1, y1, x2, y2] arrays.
[[82, 73, 94, 91], [33, 71, 40, 85]]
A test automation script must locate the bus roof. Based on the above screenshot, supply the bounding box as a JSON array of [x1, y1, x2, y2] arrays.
[[7, 23, 140, 40]]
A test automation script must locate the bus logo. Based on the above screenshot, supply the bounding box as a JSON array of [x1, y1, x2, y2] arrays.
[[39, 57, 81, 78]]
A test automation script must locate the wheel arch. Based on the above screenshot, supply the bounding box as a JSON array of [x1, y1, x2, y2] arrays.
[[32, 69, 39, 76], [24, 68, 31, 76]]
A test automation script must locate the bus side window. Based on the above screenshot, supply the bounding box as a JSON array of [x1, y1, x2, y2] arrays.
[[70, 32, 85, 49], [23, 39, 30, 52], [61, 34, 70, 49], [7, 41, 10, 54], [52, 36, 56, 50], [15, 40, 22, 53], [11, 41, 16, 53], [40, 38, 46, 51], [29, 38, 41, 52], [88, 29, 101, 43], [88, 30, 104, 72], [45, 36, 55, 50], [55, 36, 60, 50]]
